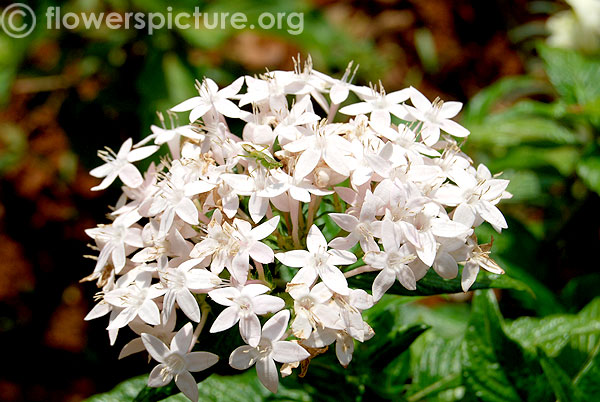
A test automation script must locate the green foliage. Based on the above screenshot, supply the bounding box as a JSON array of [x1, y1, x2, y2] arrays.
[[539, 350, 585, 402], [462, 290, 551, 402], [86, 375, 148, 402], [464, 44, 600, 203], [87, 370, 313, 402], [538, 45, 600, 106]]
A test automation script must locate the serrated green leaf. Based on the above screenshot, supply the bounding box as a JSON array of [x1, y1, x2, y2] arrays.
[[503, 299, 600, 401], [538, 44, 600, 106], [539, 350, 584, 402], [407, 336, 464, 402], [462, 290, 551, 402], [462, 291, 521, 402], [507, 314, 600, 358]]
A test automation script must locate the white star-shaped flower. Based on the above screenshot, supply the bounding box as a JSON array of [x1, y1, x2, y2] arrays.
[[170, 77, 245, 122], [276, 225, 356, 295], [142, 322, 219, 401], [90, 138, 159, 191], [209, 283, 284, 346], [229, 310, 310, 393]]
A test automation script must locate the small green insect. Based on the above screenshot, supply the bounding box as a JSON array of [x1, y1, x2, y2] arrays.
[[240, 143, 283, 170]]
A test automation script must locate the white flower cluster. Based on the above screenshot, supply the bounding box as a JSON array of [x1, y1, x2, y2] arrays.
[[83, 58, 511, 400]]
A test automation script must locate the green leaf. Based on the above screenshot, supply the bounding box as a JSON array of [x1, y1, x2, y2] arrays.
[[348, 267, 532, 297], [539, 350, 584, 402], [576, 155, 600, 195], [467, 114, 579, 147], [407, 337, 464, 402], [462, 290, 551, 402], [360, 298, 469, 400], [414, 28, 439, 73], [501, 170, 543, 202], [85, 375, 148, 402], [368, 323, 430, 370], [486, 147, 579, 177], [504, 298, 600, 396], [463, 76, 551, 124], [506, 309, 600, 358], [538, 44, 600, 106], [88, 370, 312, 402], [163, 53, 198, 105], [574, 340, 600, 401], [163, 370, 312, 401], [359, 323, 430, 399]]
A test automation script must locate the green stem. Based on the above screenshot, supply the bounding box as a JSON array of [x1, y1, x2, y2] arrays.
[[189, 301, 211, 352]]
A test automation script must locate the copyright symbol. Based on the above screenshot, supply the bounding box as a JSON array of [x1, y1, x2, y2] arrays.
[[1, 3, 36, 38]]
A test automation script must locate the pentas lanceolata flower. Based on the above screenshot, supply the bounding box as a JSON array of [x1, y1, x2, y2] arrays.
[[83, 57, 512, 400]]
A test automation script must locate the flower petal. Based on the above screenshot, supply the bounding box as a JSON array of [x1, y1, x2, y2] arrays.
[[249, 242, 274, 264], [148, 364, 172, 387], [262, 310, 290, 341], [397, 265, 417, 291], [294, 147, 321, 179], [319, 264, 350, 296], [177, 290, 201, 323], [118, 163, 144, 188], [252, 295, 285, 315], [141, 333, 169, 363], [240, 313, 262, 347], [256, 357, 279, 393], [209, 287, 239, 306], [210, 306, 240, 333], [127, 145, 159, 162], [306, 225, 327, 252], [186, 351, 219, 372], [329, 213, 359, 232], [175, 198, 199, 225], [434, 252, 459, 279], [171, 322, 194, 354], [461, 261, 479, 292], [250, 216, 280, 240], [275, 250, 310, 267], [229, 345, 258, 370], [372, 269, 396, 301], [170, 97, 202, 112], [175, 370, 198, 402], [138, 300, 160, 326], [272, 341, 310, 363]]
